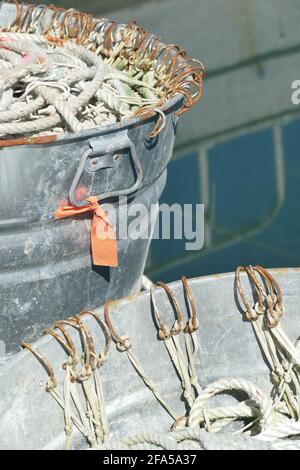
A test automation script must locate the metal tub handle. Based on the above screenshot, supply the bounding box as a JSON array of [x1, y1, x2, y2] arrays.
[[69, 132, 143, 207]]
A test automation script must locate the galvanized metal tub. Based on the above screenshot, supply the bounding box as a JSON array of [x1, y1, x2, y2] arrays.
[[0, 2, 184, 353], [0, 268, 299, 450]]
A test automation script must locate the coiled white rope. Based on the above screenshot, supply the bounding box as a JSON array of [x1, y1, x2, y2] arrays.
[[0, 32, 164, 139], [188, 378, 272, 431]]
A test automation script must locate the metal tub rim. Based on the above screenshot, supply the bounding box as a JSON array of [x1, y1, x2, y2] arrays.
[[0, 94, 183, 149]]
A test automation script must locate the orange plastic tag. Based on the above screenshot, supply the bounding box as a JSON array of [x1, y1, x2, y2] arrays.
[[55, 196, 118, 268]]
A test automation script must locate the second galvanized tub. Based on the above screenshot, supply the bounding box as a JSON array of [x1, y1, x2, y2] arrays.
[[0, 268, 299, 450]]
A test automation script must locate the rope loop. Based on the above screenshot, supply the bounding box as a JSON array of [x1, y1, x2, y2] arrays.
[[116, 336, 131, 352], [182, 276, 199, 333], [150, 283, 184, 340]]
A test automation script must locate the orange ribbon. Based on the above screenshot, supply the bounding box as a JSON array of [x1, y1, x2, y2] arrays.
[[55, 196, 118, 268]]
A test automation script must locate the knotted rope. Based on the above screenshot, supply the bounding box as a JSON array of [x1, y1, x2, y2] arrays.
[[104, 300, 179, 423], [23, 309, 111, 449], [0, 31, 165, 140], [23, 268, 300, 450]]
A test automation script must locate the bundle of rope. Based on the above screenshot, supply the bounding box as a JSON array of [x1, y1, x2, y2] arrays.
[[23, 310, 111, 449], [0, 31, 164, 139], [22, 268, 300, 450], [0, 1, 205, 142]]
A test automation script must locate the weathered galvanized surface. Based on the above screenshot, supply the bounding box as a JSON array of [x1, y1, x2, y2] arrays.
[[0, 268, 299, 450], [0, 2, 183, 353]]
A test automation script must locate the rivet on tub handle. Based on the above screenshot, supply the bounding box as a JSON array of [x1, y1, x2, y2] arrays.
[[69, 132, 143, 207]]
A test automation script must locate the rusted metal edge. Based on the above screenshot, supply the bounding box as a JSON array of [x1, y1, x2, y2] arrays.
[[0, 134, 57, 148]]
